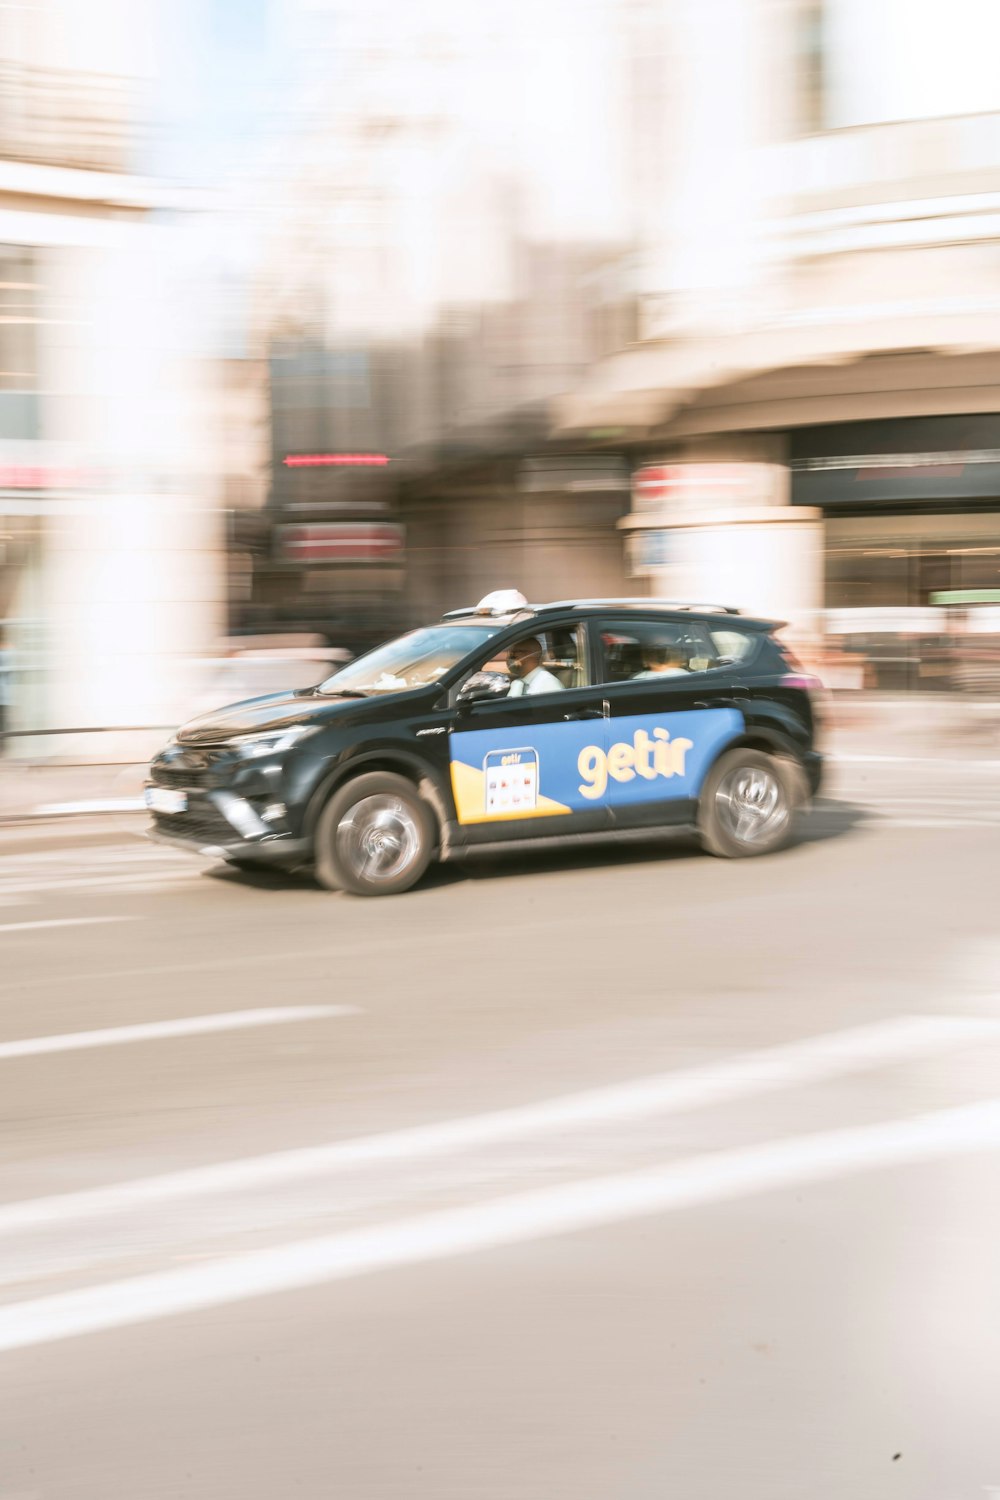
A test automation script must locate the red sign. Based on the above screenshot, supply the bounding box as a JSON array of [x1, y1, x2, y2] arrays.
[[633, 464, 756, 511], [283, 453, 390, 468], [0, 466, 83, 489], [278, 523, 404, 563]]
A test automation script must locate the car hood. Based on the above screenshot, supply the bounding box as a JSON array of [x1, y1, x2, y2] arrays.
[[175, 690, 361, 746]]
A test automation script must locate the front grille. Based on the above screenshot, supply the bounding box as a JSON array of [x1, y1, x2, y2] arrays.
[[151, 765, 207, 790], [153, 805, 237, 845], [150, 745, 231, 790]]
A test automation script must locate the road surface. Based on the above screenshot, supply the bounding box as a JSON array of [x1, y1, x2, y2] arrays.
[[1, 753, 999, 1499]]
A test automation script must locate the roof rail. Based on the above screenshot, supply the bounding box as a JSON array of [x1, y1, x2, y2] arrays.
[[543, 597, 741, 616], [441, 604, 540, 621]]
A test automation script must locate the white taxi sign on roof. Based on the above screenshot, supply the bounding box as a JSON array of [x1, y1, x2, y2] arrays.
[[474, 589, 528, 616]]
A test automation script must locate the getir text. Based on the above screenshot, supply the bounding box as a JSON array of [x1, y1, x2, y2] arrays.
[[578, 727, 693, 799]]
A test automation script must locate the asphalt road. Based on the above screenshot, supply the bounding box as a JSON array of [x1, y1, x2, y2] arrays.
[[1, 753, 1000, 1499]]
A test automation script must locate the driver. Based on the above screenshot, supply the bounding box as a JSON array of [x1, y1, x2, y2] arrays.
[[506, 636, 564, 697]]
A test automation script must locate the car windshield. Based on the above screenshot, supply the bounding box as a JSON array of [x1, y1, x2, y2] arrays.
[[317, 625, 498, 695]]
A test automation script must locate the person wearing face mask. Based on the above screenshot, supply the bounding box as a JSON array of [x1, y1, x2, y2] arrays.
[[505, 636, 564, 697]]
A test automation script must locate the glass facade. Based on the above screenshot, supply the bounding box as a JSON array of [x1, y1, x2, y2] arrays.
[[825, 512, 1000, 690], [0, 245, 39, 440]]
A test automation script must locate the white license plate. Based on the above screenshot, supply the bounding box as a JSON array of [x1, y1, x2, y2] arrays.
[[145, 786, 188, 816]]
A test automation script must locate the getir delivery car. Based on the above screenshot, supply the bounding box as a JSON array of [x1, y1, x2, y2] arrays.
[[146, 591, 823, 896]]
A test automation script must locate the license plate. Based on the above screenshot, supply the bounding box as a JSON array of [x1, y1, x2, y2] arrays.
[[145, 786, 188, 815]]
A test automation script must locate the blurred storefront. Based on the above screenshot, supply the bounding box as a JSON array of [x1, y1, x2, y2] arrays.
[[617, 414, 1000, 692], [794, 416, 1000, 691]]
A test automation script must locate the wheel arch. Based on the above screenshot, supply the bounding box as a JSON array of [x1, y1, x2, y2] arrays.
[[303, 749, 450, 846], [699, 729, 808, 807]]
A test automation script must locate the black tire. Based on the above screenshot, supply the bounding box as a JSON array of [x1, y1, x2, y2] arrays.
[[697, 748, 798, 859], [314, 772, 435, 896]]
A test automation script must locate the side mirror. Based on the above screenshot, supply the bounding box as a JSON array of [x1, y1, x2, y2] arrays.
[[456, 670, 509, 708]]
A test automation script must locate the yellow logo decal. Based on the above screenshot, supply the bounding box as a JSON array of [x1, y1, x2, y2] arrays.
[[578, 728, 693, 800]]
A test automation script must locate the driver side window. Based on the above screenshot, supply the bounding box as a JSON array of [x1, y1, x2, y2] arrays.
[[458, 625, 589, 700]]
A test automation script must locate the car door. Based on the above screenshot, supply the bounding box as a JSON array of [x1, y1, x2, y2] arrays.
[[592, 614, 748, 829], [444, 621, 611, 845]]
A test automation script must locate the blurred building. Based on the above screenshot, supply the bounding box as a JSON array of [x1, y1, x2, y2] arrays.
[[244, 0, 643, 628], [0, 0, 222, 753], [251, 0, 1000, 687], [126, 0, 1000, 696], [555, 0, 1000, 686]]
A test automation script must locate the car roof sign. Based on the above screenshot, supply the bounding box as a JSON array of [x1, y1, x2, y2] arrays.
[[474, 589, 529, 616]]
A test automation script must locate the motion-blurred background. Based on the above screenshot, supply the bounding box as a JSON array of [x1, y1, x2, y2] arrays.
[[4, 0, 1000, 765], [6, 11, 1000, 1491]]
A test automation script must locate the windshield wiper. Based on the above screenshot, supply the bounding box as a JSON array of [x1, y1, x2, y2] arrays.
[[316, 687, 370, 698]]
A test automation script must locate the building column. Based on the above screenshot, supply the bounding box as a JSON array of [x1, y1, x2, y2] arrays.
[[23, 233, 224, 761], [620, 456, 824, 646]]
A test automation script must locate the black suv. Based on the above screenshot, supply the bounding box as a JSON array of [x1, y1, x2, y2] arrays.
[[146, 596, 823, 896]]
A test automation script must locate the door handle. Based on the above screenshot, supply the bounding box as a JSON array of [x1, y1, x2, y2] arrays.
[[563, 708, 604, 721], [694, 693, 749, 710]]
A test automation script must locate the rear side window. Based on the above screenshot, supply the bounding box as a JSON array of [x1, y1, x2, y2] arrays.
[[707, 626, 762, 668], [595, 618, 719, 685]]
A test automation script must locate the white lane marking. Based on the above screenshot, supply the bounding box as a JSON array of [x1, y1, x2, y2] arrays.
[[3, 1015, 997, 1233], [32, 798, 145, 815], [0, 1006, 358, 1062], [0, 848, 190, 870], [1, 1096, 999, 1354], [876, 819, 999, 830], [833, 753, 1000, 768], [0, 871, 199, 899], [870, 801, 1000, 811], [0, 916, 134, 936]]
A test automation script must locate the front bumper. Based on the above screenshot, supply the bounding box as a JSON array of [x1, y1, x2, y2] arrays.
[[147, 824, 310, 866], [144, 777, 311, 867]]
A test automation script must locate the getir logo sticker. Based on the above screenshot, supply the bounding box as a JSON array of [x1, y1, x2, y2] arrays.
[[578, 728, 692, 800]]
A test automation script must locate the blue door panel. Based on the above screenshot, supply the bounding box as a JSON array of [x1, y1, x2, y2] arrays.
[[450, 707, 741, 825], [596, 707, 742, 812], [450, 719, 607, 824]]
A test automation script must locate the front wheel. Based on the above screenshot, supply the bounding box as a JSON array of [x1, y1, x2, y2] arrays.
[[697, 748, 797, 859], [314, 772, 435, 896]]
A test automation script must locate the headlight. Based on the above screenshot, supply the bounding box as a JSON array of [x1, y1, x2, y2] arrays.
[[232, 725, 317, 759]]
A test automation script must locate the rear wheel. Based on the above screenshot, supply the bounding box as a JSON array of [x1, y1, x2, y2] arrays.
[[697, 748, 797, 858], [315, 772, 435, 896]]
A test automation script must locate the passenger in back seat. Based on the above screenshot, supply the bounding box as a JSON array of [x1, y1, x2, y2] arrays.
[[632, 644, 689, 681]]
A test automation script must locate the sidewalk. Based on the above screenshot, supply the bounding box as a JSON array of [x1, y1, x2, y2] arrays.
[[1, 693, 998, 827], [0, 760, 149, 824], [822, 692, 1000, 760]]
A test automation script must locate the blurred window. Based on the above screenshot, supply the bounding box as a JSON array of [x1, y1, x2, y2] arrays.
[[318, 625, 495, 695], [465, 625, 587, 695], [795, 1, 827, 135], [0, 246, 40, 440], [823, 0, 1000, 128], [708, 626, 761, 666], [595, 619, 720, 683]]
